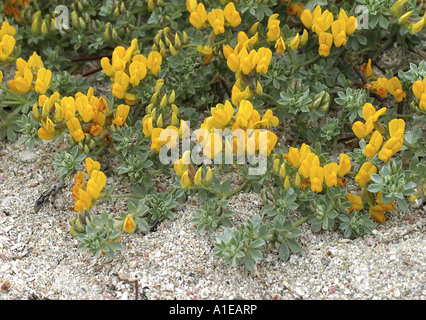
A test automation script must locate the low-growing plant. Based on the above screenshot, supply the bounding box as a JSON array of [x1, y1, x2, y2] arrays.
[[0, 0, 425, 271]]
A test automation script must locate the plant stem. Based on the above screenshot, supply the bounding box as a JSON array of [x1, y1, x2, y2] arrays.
[[0, 86, 27, 104], [290, 216, 309, 230], [233, 160, 247, 176], [299, 55, 321, 68], [109, 193, 145, 199], [261, 92, 282, 108], [224, 179, 250, 199], [200, 185, 224, 198]]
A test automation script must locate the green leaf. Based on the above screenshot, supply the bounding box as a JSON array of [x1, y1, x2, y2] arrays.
[[367, 184, 382, 193], [279, 242, 290, 261]]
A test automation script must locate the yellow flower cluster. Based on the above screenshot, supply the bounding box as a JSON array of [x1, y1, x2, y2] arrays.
[[0, 21, 16, 63], [300, 7, 357, 57], [352, 103, 387, 140], [174, 150, 213, 189], [364, 73, 406, 102], [412, 76, 426, 110], [101, 38, 162, 104], [71, 157, 107, 213], [223, 32, 272, 76], [222, 31, 271, 106], [142, 80, 188, 152], [275, 144, 351, 193], [285, 0, 305, 18], [391, 0, 426, 33], [198, 99, 279, 158], [8, 52, 52, 95], [33, 87, 110, 142], [187, 0, 241, 33], [355, 161, 377, 187], [267, 14, 308, 54], [352, 103, 405, 162], [346, 191, 395, 223]]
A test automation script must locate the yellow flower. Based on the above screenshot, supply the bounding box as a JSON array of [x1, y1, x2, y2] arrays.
[[266, 131, 278, 156], [386, 77, 406, 102], [256, 47, 272, 74], [174, 150, 191, 177], [346, 16, 358, 35], [309, 166, 324, 192], [38, 117, 55, 140], [142, 115, 153, 137], [337, 154, 351, 177], [267, 14, 280, 42], [181, 169, 193, 189], [0, 70, 2, 84], [364, 130, 383, 158], [0, 21, 16, 39], [388, 118, 405, 139], [257, 109, 279, 129], [0, 34, 15, 61], [408, 12, 426, 33], [111, 71, 130, 99], [284, 176, 291, 190], [211, 100, 234, 129], [223, 2, 241, 28], [352, 119, 374, 139], [231, 82, 251, 106], [412, 77, 426, 100], [74, 189, 92, 213], [331, 19, 347, 47], [399, 10, 413, 24], [208, 9, 225, 35], [8, 67, 33, 94], [355, 162, 377, 187], [87, 176, 103, 199], [123, 214, 136, 233], [346, 193, 364, 213], [275, 36, 286, 54], [289, 33, 300, 51], [299, 153, 320, 179], [193, 167, 203, 185], [34, 68, 52, 94], [312, 10, 334, 35], [362, 103, 386, 123], [300, 9, 313, 29], [129, 60, 147, 86], [323, 162, 338, 187], [203, 132, 223, 159], [186, 0, 198, 13], [66, 117, 85, 142], [300, 29, 309, 45], [85, 157, 101, 177], [378, 137, 403, 162], [189, 3, 208, 29], [150, 128, 166, 152], [112, 104, 130, 127], [147, 51, 162, 76], [361, 58, 374, 78], [318, 32, 333, 57], [61, 97, 76, 121]]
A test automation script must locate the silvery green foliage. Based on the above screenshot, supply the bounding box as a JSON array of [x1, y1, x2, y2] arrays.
[[266, 219, 302, 262], [53, 145, 86, 179], [214, 215, 267, 272], [368, 160, 418, 212], [334, 87, 373, 123], [77, 211, 122, 260], [339, 211, 374, 238], [191, 198, 234, 233]]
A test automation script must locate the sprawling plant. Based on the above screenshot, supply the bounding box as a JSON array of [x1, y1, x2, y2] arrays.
[[0, 0, 424, 271]]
